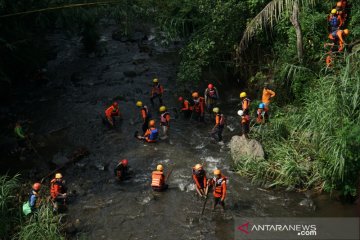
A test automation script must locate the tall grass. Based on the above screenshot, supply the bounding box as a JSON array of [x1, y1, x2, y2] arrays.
[[236, 52, 360, 196]]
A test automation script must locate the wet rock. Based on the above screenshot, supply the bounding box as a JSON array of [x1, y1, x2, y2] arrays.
[[299, 198, 316, 210], [123, 70, 137, 77], [94, 162, 105, 171], [64, 223, 77, 234], [229, 135, 264, 164], [71, 72, 83, 83], [52, 152, 69, 165], [132, 53, 149, 65]]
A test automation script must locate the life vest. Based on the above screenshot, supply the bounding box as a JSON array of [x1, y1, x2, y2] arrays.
[[212, 176, 227, 198], [181, 100, 191, 111], [256, 109, 265, 123], [148, 128, 158, 141], [329, 15, 339, 27], [193, 97, 204, 113], [160, 112, 170, 126], [242, 98, 251, 110], [141, 106, 151, 119], [192, 169, 207, 188], [105, 106, 119, 118], [206, 88, 217, 99], [216, 114, 225, 126], [151, 171, 165, 187], [241, 115, 250, 124], [50, 179, 64, 199], [152, 84, 163, 95]]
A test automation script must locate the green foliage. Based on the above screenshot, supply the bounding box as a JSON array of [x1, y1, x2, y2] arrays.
[[0, 174, 20, 238]]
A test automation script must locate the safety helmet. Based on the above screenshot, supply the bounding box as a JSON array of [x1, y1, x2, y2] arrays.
[[213, 169, 221, 175], [192, 92, 199, 98], [194, 164, 202, 170], [213, 107, 220, 113], [259, 103, 265, 109], [157, 164, 163, 171], [113, 102, 119, 108], [153, 78, 159, 83], [208, 84, 214, 89], [33, 182, 41, 191], [331, 9, 337, 14], [55, 173, 63, 179], [237, 110, 244, 116], [240, 92, 247, 98], [178, 96, 183, 102], [344, 29, 350, 35], [159, 106, 166, 112], [136, 101, 143, 107], [149, 120, 155, 127], [336, 2, 342, 7], [121, 159, 128, 166]]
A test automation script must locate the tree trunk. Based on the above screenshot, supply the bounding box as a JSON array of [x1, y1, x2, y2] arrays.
[[290, 0, 303, 63]]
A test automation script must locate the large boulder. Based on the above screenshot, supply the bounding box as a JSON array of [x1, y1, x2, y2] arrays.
[[229, 135, 265, 164]]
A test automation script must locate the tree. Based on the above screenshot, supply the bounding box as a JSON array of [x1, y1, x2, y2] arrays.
[[236, 0, 315, 64]]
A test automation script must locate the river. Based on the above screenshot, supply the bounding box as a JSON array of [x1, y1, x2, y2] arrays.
[[0, 21, 357, 239]]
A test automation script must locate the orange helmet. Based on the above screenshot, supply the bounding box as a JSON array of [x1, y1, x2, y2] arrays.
[[336, 1, 342, 7], [121, 159, 128, 166], [194, 164, 203, 170], [343, 29, 349, 35], [33, 182, 41, 191], [149, 120, 155, 127], [192, 92, 199, 98], [178, 96, 183, 102]]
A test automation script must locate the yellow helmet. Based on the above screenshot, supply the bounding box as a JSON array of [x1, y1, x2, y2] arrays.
[[212, 107, 220, 113], [159, 106, 166, 112], [331, 9, 337, 14], [344, 29, 350, 35], [136, 101, 143, 107], [240, 92, 247, 98], [157, 164, 163, 171], [192, 92, 199, 98], [213, 169, 221, 175], [55, 173, 63, 179], [153, 78, 159, 83], [194, 164, 202, 170]]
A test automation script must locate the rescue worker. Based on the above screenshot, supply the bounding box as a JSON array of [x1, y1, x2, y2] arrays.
[[211, 107, 225, 142], [335, 1, 347, 26], [28, 183, 41, 214], [151, 164, 168, 191], [204, 84, 219, 113], [240, 92, 251, 115], [178, 96, 192, 119], [150, 78, 164, 107], [238, 110, 250, 137], [192, 164, 208, 198], [328, 29, 350, 52], [136, 120, 159, 143], [114, 159, 130, 181], [159, 106, 170, 139], [136, 101, 151, 134], [262, 84, 276, 109], [256, 103, 267, 124], [105, 102, 121, 127], [191, 92, 205, 122], [50, 173, 67, 212], [328, 9, 340, 32], [209, 169, 227, 211]]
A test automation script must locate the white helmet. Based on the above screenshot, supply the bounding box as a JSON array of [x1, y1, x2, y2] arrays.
[[237, 110, 244, 116]]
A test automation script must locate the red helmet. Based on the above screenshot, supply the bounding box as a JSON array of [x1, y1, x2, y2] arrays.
[[208, 84, 214, 89], [178, 96, 183, 102], [121, 159, 128, 166], [33, 182, 41, 191], [113, 102, 119, 108]]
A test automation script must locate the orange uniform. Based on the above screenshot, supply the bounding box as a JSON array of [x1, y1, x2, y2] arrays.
[[50, 179, 66, 200], [144, 127, 158, 143], [210, 175, 227, 199], [328, 30, 347, 52], [151, 83, 164, 97], [241, 98, 251, 115], [181, 100, 191, 111], [262, 88, 276, 105], [151, 171, 166, 190], [105, 105, 119, 119], [192, 168, 207, 190], [193, 97, 205, 114]]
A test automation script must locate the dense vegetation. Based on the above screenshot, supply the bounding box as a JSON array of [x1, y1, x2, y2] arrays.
[[0, 0, 359, 217]]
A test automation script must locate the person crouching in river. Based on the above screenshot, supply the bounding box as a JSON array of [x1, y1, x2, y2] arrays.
[[104, 102, 122, 127], [135, 120, 159, 143], [151, 164, 168, 192], [192, 164, 208, 198]]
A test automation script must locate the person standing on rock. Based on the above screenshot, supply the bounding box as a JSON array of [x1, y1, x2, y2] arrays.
[[204, 83, 219, 114], [136, 101, 151, 134], [191, 92, 205, 122], [209, 169, 227, 211], [150, 78, 164, 107], [104, 102, 122, 127], [240, 92, 251, 115], [114, 159, 130, 181], [238, 110, 250, 137], [178, 96, 192, 119], [211, 107, 225, 142], [159, 106, 170, 139], [50, 173, 67, 212], [192, 164, 208, 198], [151, 164, 168, 192]]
